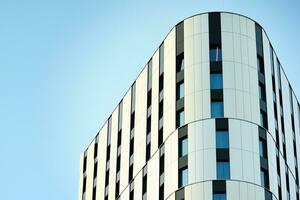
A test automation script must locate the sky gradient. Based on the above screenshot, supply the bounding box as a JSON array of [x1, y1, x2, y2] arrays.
[[0, 1, 300, 199]]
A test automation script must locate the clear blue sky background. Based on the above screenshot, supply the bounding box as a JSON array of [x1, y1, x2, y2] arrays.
[[0, 1, 299, 199]]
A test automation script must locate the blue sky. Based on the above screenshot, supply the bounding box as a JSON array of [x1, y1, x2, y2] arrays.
[[0, 1, 299, 199]]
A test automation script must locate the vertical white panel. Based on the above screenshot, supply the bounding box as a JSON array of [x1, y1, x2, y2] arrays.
[[230, 149, 243, 180], [120, 90, 131, 192], [227, 181, 239, 200], [185, 185, 192, 200], [203, 149, 216, 180], [85, 140, 95, 200], [96, 123, 108, 200], [108, 107, 119, 200], [133, 172, 143, 200], [255, 186, 265, 199], [120, 187, 129, 200], [200, 14, 209, 33], [147, 152, 159, 200], [78, 154, 84, 200], [191, 182, 204, 199], [222, 32, 234, 62], [239, 182, 247, 199], [203, 120, 215, 149], [221, 13, 233, 32], [203, 181, 212, 199], [134, 67, 147, 176], [151, 49, 159, 155], [164, 28, 176, 140], [247, 183, 255, 200]]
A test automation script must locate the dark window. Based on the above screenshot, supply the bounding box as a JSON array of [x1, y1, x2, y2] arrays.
[[146, 143, 151, 161], [176, 81, 184, 100], [142, 174, 147, 194], [130, 190, 134, 200], [117, 130, 122, 147], [106, 145, 111, 161], [159, 154, 165, 175], [179, 136, 188, 157], [217, 161, 230, 180], [216, 131, 229, 149], [130, 139, 134, 155], [176, 53, 184, 72], [147, 117, 151, 134], [115, 181, 120, 197], [129, 165, 133, 182], [260, 169, 269, 188], [116, 156, 121, 172], [260, 111, 268, 129], [210, 46, 222, 62], [176, 109, 185, 128], [147, 90, 152, 108], [130, 112, 135, 130], [94, 142, 98, 158], [159, 184, 164, 200], [159, 73, 164, 92], [93, 162, 98, 178], [178, 167, 188, 187], [105, 170, 109, 186], [259, 83, 266, 101], [92, 187, 97, 200], [83, 156, 87, 173], [158, 128, 163, 147], [257, 56, 265, 74], [159, 101, 163, 119], [259, 139, 268, 158], [211, 102, 224, 118], [82, 177, 87, 193], [211, 73, 223, 89]]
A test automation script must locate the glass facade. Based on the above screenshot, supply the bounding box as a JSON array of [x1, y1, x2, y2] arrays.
[[179, 167, 188, 187], [211, 74, 223, 89], [179, 137, 188, 157]]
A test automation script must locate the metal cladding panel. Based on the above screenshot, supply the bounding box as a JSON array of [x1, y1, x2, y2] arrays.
[[96, 122, 108, 199], [151, 49, 159, 155], [164, 130, 178, 199], [133, 172, 143, 200], [268, 134, 279, 196], [108, 108, 119, 200], [147, 151, 159, 200], [134, 66, 147, 176], [78, 154, 84, 200], [85, 140, 95, 200], [163, 28, 176, 140], [120, 90, 131, 192], [119, 187, 129, 200]]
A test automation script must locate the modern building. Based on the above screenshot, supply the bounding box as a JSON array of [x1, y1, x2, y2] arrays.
[[78, 12, 300, 200]]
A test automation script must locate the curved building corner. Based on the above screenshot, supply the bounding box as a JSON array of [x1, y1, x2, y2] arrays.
[[78, 12, 300, 200]]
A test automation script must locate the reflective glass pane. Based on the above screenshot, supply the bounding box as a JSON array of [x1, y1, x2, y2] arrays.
[[213, 193, 226, 200], [179, 168, 188, 187], [211, 102, 224, 118], [217, 161, 230, 179], [211, 74, 223, 89], [216, 131, 229, 149], [179, 137, 188, 157]]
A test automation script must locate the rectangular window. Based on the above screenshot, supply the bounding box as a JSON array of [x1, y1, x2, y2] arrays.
[[260, 169, 269, 188], [260, 110, 268, 129], [176, 81, 184, 100], [176, 109, 185, 128], [146, 143, 151, 161], [213, 193, 226, 200], [178, 167, 188, 187], [259, 83, 266, 101], [158, 128, 163, 147], [147, 90, 152, 108], [159, 153, 165, 175], [147, 117, 151, 134], [259, 139, 268, 158], [217, 161, 230, 180], [210, 46, 222, 62], [159, 101, 163, 119], [216, 131, 229, 149], [179, 136, 188, 157], [176, 53, 184, 72], [211, 102, 224, 118], [257, 56, 265, 74], [211, 73, 223, 89], [159, 184, 164, 200], [159, 73, 164, 92]]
